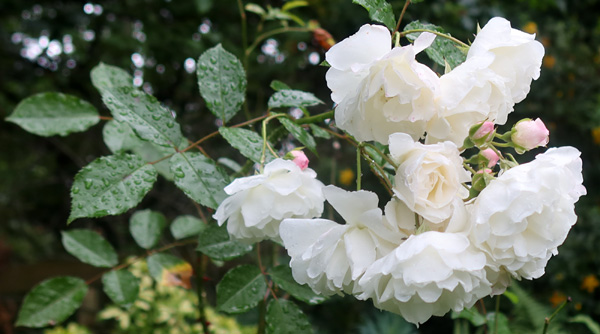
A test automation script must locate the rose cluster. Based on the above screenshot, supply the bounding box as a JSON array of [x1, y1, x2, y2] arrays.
[[214, 17, 585, 325]]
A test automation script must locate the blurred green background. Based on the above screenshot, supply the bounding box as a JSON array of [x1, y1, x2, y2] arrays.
[[2, 0, 600, 333]]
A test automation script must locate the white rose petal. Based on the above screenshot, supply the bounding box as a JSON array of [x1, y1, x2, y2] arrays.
[[327, 25, 440, 144], [213, 159, 325, 243], [470, 147, 586, 280], [280, 186, 407, 296], [389, 132, 470, 223], [468, 17, 545, 104], [357, 231, 492, 325]]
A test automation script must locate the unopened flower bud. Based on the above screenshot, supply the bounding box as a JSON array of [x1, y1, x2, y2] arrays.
[[480, 149, 499, 168], [473, 122, 495, 140], [290, 150, 309, 170], [511, 118, 549, 153], [468, 122, 495, 147]]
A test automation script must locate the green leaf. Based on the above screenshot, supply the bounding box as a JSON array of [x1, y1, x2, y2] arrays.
[[101, 270, 139, 308], [147, 253, 193, 289], [309, 124, 331, 139], [570, 314, 600, 334], [15, 277, 88, 328], [194, 0, 213, 13], [216, 265, 266, 314], [245, 3, 266, 16], [266, 299, 313, 334], [197, 44, 246, 123], [68, 154, 157, 223], [451, 307, 486, 326], [170, 215, 205, 239], [268, 90, 323, 109], [6, 92, 99, 137], [268, 265, 325, 305], [133, 137, 189, 181], [169, 152, 230, 209], [196, 224, 252, 261], [352, 0, 396, 31], [91, 63, 184, 148], [61, 229, 118, 268], [270, 80, 291, 91], [105, 87, 184, 148], [217, 157, 242, 173], [503, 290, 519, 304], [103, 120, 143, 154], [91, 62, 134, 92], [129, 210, 167, 249], [485, 312, 511, 334], [404, 21, 467, 69], [278, 117, 317, 154], [219, 127, 276, 164], [282, 0, 308, 12]]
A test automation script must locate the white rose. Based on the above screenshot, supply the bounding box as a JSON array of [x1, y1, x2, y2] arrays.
[[468, 17, 545, 105], [279, 186, 407, 296], [470, 147, 586, 280], [426, 54, 513, 145], [326, 25, 440, 144], [389, 132, 470, 223], [356, 231, 492, 325], [213, 159, 325, 244]]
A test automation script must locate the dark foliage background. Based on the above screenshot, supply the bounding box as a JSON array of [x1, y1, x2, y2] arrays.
[[2, 0, 600, 332]]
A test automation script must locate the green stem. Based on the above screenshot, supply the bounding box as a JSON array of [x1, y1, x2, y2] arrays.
[[356, 144, 362, 190], [237, 0, 248, 69], [246, 27, 312, 57], [195, 254, 210, 334], [85, 239, 197, 285], [363, 143, 398, 169], [542, 297, 570, 334], [260, 113, 285, 169], [494, 295, 500, 334], [401, 29, 469, 48], [393, 0, 411, 35], [360, 147, 394, 196], [257, 299, 267, 334], [295, 110, 334, 125]]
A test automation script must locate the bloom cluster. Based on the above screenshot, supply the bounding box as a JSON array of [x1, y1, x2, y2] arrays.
[[214, 17, 585, 325]]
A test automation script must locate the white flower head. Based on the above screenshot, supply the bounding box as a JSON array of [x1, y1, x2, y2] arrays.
[[213, 158, 325, 244], [389, 132, 471, 224], [427, 54, 513, 145], [326, 24, 439, 144], [357, 231, 492, 325], [468, 17, 545, 105], [279, 186, 407, 296], [470, 147, 586, 280]]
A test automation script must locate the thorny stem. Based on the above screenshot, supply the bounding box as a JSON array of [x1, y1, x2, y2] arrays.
[[295, 110, 334, 125], [360, 147, 394, 196], [401, 29, 469, 48], [363, 142, 399, 169], [542, 297, 571, 334], [85, 239, 197, 285], [393, 0, 411, 35], [494, 295, 500, 334], [99, 115, 113, 120], [195, 254, 210, 334], [246, 27, 312, 57], [237, 0, 248, 69], [356, 144, 362, 190]]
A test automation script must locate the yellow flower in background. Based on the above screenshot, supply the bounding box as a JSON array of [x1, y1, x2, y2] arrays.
[[575, 302, 583, 311], [592, 127, 600, 145], [581, 274, 600, 293], [543, 55, 556, 69], [339, 167, 355, 186], [523, 21, 538, 34], [549, 291, 567, 307]]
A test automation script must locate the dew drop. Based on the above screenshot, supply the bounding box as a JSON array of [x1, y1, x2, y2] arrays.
[[84, 179, 94, 189], [72, 187, 80, 194]]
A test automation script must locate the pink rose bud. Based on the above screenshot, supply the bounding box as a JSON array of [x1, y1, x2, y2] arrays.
[[476, 168, 493, 174], [290, 150, 309, 170], [480, 149, 499, 167], [511, 118, 550, 151], [473, 122, 495, 140]]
